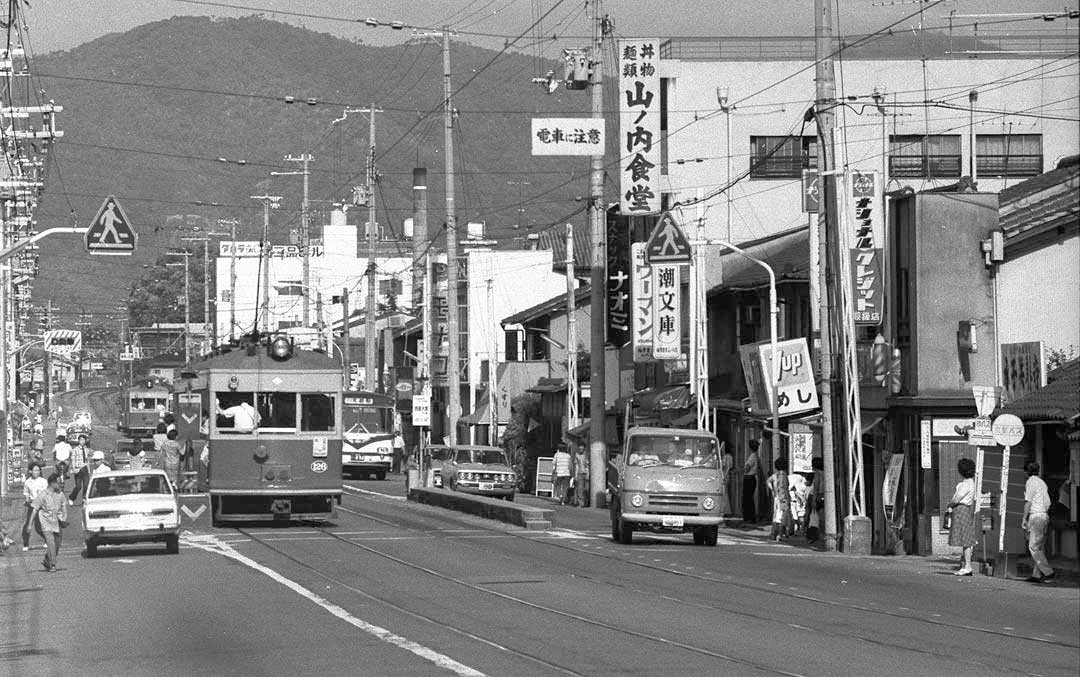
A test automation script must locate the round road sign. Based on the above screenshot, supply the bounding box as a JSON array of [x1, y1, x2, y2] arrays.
[[991, 413, 1025, 447]]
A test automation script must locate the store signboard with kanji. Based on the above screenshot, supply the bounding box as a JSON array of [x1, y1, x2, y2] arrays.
[[631, 243, 653, 361], [651, 264, 680, 360], [846, 170, 883, 326], [606, 207, 631, 348], [618, 38, 661, 215], [739, 338, 820, 417], [531, 118, 605, 156]]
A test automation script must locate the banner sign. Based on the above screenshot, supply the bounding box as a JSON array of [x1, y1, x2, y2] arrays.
[[618, 39, 661, 214], [219, 241, 325, 258], [790, 426, 814, 474], [1000, 341, 1045, 405], [44, 330, 82, 357], [651, 264, 681, 359], [846, 170, 883, 326], [606, 207, 631, 348], [631, 243, 654, 361], [531, 118, 605, 156], [920, 419, 933, 469]]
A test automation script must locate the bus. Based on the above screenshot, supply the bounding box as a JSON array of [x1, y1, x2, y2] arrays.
[[341, 391, 396, 480]]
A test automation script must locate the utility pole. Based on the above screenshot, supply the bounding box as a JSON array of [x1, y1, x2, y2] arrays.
[[814, 0, 840, 552], [182, 231, 227, 354], [218, 218, 240, 344], [565, 223, 579, 430], [588, 9, 610, 508], [167, 251, 193, 364], [273, 154, 314, 327], [363, 106, 381, 393], [250, 195, 282, 335], [341, 288, 351, 389], [486, 278, 498, 441], [443, 26, 461, 446], [42, 301, 52, 414]]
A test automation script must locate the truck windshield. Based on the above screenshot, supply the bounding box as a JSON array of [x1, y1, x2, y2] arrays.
[[627, 435, 720, 469]]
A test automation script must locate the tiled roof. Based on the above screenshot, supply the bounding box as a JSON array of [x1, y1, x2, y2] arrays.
[[537, 225, 593, 274], [501, 284, 590, 326], [998, 163, 1080, 248], [1001, 358, 1080, 423]]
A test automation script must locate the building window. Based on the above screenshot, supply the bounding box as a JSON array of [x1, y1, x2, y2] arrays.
[[889, 135, 961, 178], [749, 136, 818, 178], [976, 134, 1042, 177]]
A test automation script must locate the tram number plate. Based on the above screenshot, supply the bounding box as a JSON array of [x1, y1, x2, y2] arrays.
[[661, 515, 684, 528], [479, 482, 494, 491]]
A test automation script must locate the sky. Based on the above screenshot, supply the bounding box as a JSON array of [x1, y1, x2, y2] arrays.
[[22, 0, 1079, 56]]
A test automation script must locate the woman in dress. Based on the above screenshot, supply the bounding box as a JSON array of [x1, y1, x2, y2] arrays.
[[947, 457, 978, 576], [766, 457, 792, 541]]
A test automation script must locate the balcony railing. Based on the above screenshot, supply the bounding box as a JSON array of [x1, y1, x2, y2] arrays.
[[888, 155, 962, 178], [975, 154, 1043, 178]]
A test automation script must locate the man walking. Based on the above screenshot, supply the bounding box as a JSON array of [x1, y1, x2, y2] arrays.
[[552, 445, 572, 506], [1022, 461, 1055, 584], [30, 473, 68, 572], [572, 445, 590, 507], [68, 434, 92, 503]]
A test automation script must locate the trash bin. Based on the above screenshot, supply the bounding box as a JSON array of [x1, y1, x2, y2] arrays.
[[844, 515, 872, 555]]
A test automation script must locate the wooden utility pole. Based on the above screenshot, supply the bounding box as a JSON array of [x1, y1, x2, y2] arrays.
[[341, 287, 351, 389], [443, 27, 461, 446], [218, 219, 240, 343], [587, 9, 610, 508], [250, 195, 281, 335], [276, 154, 314, 327], [815, 0, 840, 552], [362, 108, 381, 393]]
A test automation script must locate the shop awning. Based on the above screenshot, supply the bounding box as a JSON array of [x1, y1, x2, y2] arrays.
[[458, 398, 491, 426], [565, 418, 590, 439], [635, 384, 693, 413]]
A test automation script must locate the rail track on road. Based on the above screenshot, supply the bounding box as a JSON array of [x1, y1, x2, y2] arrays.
[[222, 488, 1075, 676]]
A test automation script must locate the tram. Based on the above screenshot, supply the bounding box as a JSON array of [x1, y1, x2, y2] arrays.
[[186, 335, 343, 524], [117, 380, 172, 437], [341, 391, 396, 480]]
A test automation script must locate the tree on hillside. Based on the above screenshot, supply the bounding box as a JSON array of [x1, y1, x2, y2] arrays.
[[128, 253, 207, 328]]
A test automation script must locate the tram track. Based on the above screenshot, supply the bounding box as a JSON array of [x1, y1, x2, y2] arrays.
[[327, 488, 1076, 675], [234, 518, 806, 677]]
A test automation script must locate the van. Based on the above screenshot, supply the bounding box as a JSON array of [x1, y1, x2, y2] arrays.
[[609, 426, 724, 545]]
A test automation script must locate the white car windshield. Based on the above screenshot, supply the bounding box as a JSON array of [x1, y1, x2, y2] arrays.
[[88, 475, 172, 498]]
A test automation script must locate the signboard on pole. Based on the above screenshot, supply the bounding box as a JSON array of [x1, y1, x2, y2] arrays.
[[85, 196, 137, 255], [651, 264, 680, 360], [618, 38, 661, 214], [883, 452, 906, 516], [412, 381, 431, 428], [801, 170, 820, 213], [606, 207, 631, 348], [972, 385, 999, 417], [920, 419, 932, 469], [968, 415, 995, 446], [790, 427, 813, 474], [644, 211, 692, 265], [991, 414, 1024, 447], [530, 118, 605, 156], [631, 243, 654, 362], [44, 330, 82, 358], [845, 171, 883, 326]]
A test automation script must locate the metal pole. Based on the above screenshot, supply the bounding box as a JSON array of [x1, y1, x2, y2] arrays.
[[588, 9, 609, 509], [566, 223, 579, 430], [815, 0, 840, 552], [301, 157, 311, 327], [250, 195, 280, 335], [443, 27, 461, 447], [184, 254, 191, 364], [366, 106, 379, 393], [487, 278, 498, 440], [0, 202, 7, 498], [203, 239, 210, 352]]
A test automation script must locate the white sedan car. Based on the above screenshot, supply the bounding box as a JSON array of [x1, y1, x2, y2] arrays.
[[83, 469, 180, 557]]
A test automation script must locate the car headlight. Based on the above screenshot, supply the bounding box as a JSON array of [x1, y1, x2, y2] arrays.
[[463, 472, 473, 481], [702, 496, 716, 511], [630, 493, 644, 508]]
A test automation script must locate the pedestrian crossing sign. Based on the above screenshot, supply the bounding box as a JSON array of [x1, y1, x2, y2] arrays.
[[644, 211, 692, 264], [85, 195, 137, 255]]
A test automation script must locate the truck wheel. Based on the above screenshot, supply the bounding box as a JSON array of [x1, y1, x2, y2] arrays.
[[703, 525, 718, 546], [85, 542, 97, 558], [166, 534, 180, 554], [613, 505, 633, 544], [693, 528, 706, 546]]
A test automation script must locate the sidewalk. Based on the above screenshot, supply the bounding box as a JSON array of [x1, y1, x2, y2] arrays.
[[517, 493, 1079, 588]]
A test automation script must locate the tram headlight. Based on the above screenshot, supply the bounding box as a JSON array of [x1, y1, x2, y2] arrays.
[[702, 496, 716, 511], [268, 335, 293, 361], [630, 493, 644, 508]]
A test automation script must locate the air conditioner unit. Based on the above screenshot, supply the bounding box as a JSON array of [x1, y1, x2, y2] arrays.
[[388, 315, 404, 328]]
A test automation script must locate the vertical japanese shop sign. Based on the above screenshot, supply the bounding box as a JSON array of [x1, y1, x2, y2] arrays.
[[619, 39, 661, 215], [847, 170, 883, 326], [606, 207, 631, 348], [651, 264, 680, 359], [631, 243, 653, 361]]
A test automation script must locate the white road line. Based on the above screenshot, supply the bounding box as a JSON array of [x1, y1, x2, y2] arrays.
[[183, 533, 486, 677], [342, 485, 406, 501]]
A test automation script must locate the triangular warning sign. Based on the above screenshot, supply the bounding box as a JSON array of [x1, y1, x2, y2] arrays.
[[85, 195, 137, 255], [644, 211, 691, 264]]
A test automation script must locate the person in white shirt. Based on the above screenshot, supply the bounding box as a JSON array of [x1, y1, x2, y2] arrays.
[[1022, 461, 1055, 584], [52, 433, 73, 483], [946, 457, 978, 576], [219, 400, 259, 432], [552, 445, 572, 505], [21, 462, 48, 551]]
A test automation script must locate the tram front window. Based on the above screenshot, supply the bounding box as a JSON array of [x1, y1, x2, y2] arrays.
[[216, 392, 336, 433], [301, 394, 335, 432]]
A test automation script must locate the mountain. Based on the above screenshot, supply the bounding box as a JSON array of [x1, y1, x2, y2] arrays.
[[30, 16, 595, 322]]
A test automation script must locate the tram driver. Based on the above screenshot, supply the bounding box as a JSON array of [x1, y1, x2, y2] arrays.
[[217, 397, 260, 433]]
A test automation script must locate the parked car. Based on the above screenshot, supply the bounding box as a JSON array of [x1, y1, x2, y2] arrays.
[[71, 410, 93, 430], [83, 468, 180, 557], [444, 445, 517, 501]]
